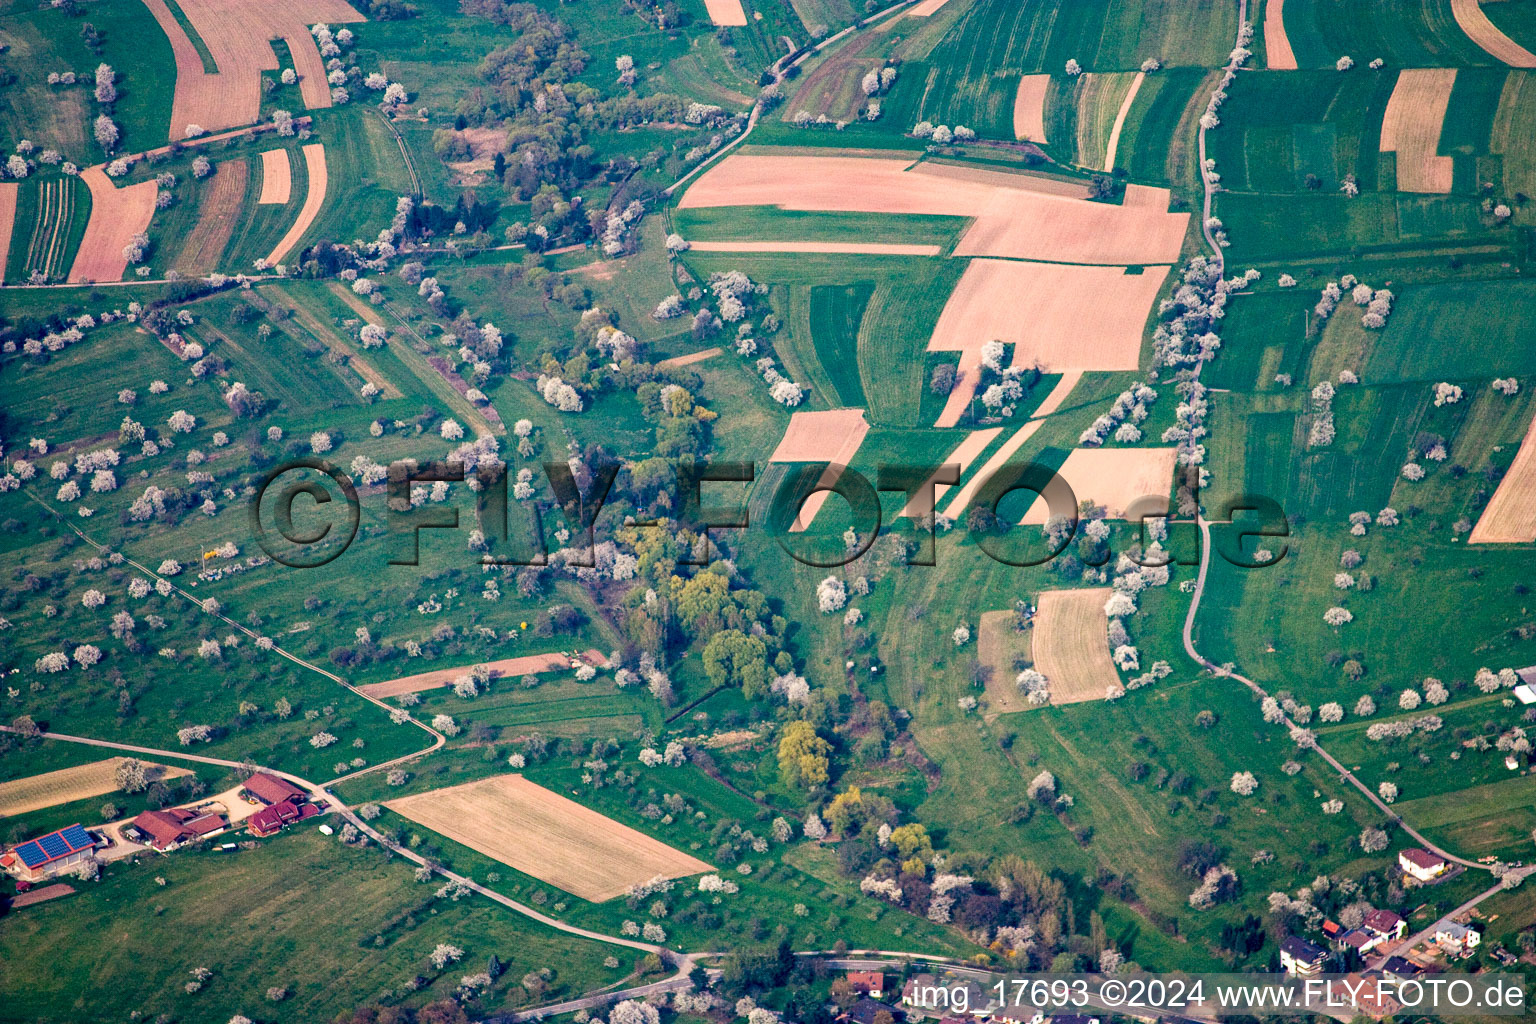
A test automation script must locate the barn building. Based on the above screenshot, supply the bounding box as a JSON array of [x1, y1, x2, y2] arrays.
[[129, 807, 228, 851], [241, 771, 307, 806], [1, 823, 98, 882]]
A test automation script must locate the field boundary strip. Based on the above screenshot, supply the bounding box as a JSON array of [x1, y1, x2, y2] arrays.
[[0, 182, 17, 284], [1263, 0, 1297, 69], [265, 143, 328, 267], [1468, 405, 1536, 543], [687, 240, 942, 255], [1450, 0, 1536, 67]]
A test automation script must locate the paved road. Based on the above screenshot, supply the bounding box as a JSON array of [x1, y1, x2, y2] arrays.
[[1379, 874, 1519, 964]]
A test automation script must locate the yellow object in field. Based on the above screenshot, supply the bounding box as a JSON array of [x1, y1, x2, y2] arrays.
[[520, 622, 528, 629], [203, 550, 217, 559]]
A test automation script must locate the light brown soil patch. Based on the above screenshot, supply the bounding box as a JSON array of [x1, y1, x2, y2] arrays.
[[265, 143, 327, 267], [688, 240, 942, 255], [0, 758, 191, 817], [1264, 0, 1298, 70], [978, 609, 1033, 715], [1380, 69, 1457, 193], [356, 650, 609, 699], [1031, 588, 1121, 702], [10, 884, 75, 908], [900, 427, 1002, 517], [769, 407, 871, 462], [908, 0, 955, 14], [1020, 446, 1178, 524], [174, 159, 248, 274], [387, 774, 713, 902], [1012, 74, 1052, 143], [657, 347, 723, 368], [938, 371, 1082, 516], [257, 148, 291, 205], [0, 182, 16, 283], [1122, 183, 1173, 207], [1469, 408, 1536, 543], [68, 166, 158, 283], [1452, 0, 1536, 67], [769, 408, 871, 532], [950, 189, 1187, 264], [927, 261, 1167, 425], [1101, 71, 1145, 172], [446, 127, 506, 182], [140, 0, 365, 139], [704, 0, 747, 26], [679, 153, 1187, 264]]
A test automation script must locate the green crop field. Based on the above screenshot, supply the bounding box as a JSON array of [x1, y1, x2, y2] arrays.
[[1277, 0, 1503, 69]]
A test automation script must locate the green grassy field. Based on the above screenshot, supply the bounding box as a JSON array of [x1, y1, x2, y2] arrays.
[[1277, 0, 1505, 69], [0, 829, 620, 1023], [890, 0, 1235, 138], [0, 0, 176, 155]]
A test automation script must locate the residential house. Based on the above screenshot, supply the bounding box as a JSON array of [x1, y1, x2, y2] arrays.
[[1280, 935, 1328, 976], [841, 997, 904, 1024], [847, 972, 886, 999], [247, 797, 321, 837], [1398, 848, 1447, 883], [1321, 919, 1342, 941], [129, 807, 227, 851], [1381, 956, 1423, 979], [241, 771, 307, 806], [1327, 973, 1400, 1018], [1339, 929, 1373, 956], [1, 824, 98, 882], [1434, 922, 1481, 955], [1359, 909, 1406, 952]]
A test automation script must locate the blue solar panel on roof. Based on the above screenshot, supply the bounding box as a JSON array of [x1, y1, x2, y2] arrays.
[[15, 840, 47, 867], [39, 833, 67, 857], [60, 824, 92, 851]]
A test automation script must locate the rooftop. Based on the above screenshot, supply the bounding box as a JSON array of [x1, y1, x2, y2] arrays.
[[1400, 848, 1445, 869], [11, 824, 95, 869]]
